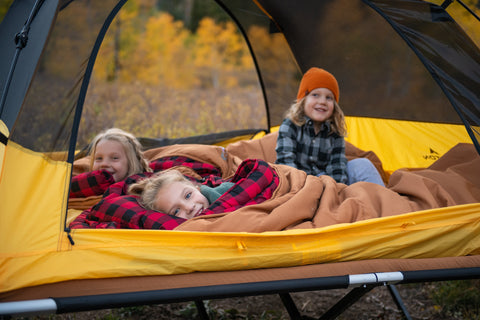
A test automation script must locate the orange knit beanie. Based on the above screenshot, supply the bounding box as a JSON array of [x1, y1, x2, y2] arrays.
[[296, 67, 339, 102]]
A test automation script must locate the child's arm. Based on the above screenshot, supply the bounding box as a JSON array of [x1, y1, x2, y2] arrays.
[[275, 119, 298, 168], [325, 136, 348, 184], [200, 181, 235, 204]]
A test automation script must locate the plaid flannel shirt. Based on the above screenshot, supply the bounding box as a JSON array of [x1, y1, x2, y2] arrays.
[[275, 117, 348, 183]]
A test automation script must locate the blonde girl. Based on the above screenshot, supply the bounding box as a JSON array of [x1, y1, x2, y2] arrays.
[[89, 128, 152, 182], [129, 170, 234, 219]]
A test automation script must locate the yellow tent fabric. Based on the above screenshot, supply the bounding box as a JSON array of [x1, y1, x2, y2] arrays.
[[0, 141, 70, 292], [344, 117, 473, 174], [0, 118, 479, 295], [246, 116, 473, 174]]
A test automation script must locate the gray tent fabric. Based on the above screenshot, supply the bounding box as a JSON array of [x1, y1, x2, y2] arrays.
[[366, 0, 480, 151], [0, 0, 57, 130]]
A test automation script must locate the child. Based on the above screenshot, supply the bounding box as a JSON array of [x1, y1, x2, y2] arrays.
[[70, 128, 152, 199], [89, 128, 151, 182], [275, 67, 384, 186], [128, 169, 234, 219]]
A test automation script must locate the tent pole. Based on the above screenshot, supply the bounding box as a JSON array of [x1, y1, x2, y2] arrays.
[[213, 0, 272, 132], [0, 0, 45, 118], [440, 0, 453, 8], [0, 50, 19, 117]]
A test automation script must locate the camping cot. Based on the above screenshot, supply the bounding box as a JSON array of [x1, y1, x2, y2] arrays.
[[0, 0, 480, 318]]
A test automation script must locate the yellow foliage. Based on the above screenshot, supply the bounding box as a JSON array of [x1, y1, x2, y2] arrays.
[[126, 13, 196, 88], [79, 5, 267, 145], [92, 7, 257, 90], [193, 17, 254, 88]]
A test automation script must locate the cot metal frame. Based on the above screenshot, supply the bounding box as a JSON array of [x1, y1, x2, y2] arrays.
[[1, 267, 479, 319]]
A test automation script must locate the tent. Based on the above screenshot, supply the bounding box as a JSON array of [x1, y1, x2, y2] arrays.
[[0, 0, 479, 318]]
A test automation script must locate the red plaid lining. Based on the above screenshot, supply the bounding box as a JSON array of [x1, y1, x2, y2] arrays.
[[150, 156, 221, 178], [69, 170, 115, 198], [103, 172, 155, 197], [69, 194, 186, 230], [202, 159, 279, 215], [70, 171, 186, 230], [69, 210, 120, 229], [70, 158, 279, 230]]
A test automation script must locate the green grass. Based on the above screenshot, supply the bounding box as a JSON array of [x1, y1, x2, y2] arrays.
[[431, 279, 480, 319]]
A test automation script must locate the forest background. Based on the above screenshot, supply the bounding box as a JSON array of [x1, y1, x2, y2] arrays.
[[1, 0, 479, 149], [66, 0, 480, 149], [76, 0, 271, 147]]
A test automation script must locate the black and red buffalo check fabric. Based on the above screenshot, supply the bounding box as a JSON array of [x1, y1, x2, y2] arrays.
[[202, 159, 279, 216], [69, 170, 115, 198], [149, 155, 222, 178], [69, 156, 223, 199], [70, 158, 279, 230]]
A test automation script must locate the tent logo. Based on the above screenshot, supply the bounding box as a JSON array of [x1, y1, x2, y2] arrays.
[[423, 148, 440, 161]]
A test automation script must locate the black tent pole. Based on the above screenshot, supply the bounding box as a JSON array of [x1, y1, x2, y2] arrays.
[[64, 0, 127, 245], [0, 45, 20, 117], [0, 0, 45, 119]]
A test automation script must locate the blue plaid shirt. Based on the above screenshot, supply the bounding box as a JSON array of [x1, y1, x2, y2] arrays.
[[275, 117, 348, 183]]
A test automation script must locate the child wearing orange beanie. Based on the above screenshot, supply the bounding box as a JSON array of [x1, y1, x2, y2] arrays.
[[275, 67, 384, 186]]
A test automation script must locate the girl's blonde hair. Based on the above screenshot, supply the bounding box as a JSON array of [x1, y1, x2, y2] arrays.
[[89, 128, 152, 176], [128, 170, 195, 211], [284, 97, 347, 137]]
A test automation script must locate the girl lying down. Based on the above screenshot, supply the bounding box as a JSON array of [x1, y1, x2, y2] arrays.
[[69, 158, 278, 230], [69, 143, 480, 232], [128, 170, 234, 219]]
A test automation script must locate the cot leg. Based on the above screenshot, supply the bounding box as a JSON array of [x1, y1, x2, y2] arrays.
[[195, 300, 209, 320], [387, 285, 412, 320], [318, 284, 375, 320], [279, 293, 303, 320]]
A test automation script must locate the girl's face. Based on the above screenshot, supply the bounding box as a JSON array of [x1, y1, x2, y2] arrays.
[[92, 139, 129, 182], [304, 87, 335, 127], [154, 181, 209, 219]]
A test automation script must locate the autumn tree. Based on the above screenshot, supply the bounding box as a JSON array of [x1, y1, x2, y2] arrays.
[[93, 1, 142, 82], [127, 13, 196, 88], [193, 17, 252, 88], [79, 1, 265, 146]]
